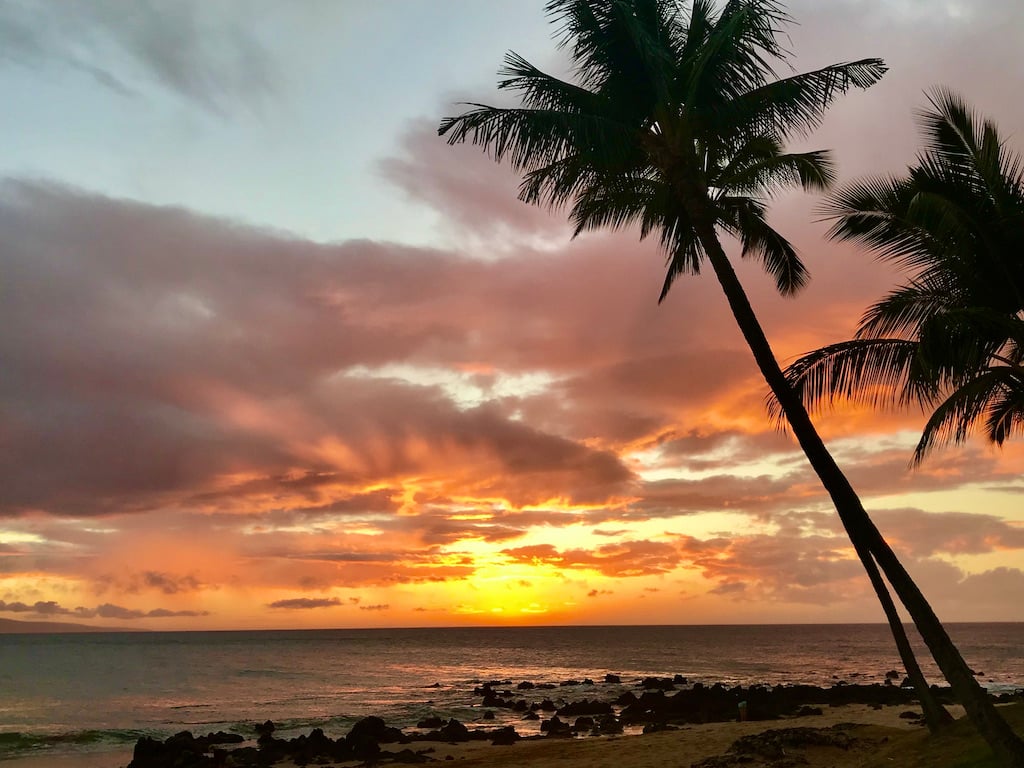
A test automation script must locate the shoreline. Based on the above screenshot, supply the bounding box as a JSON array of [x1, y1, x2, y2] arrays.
[[0, 704, 974, 768], [91, 678, 1024, 768], [5, 671, 1022, 768]]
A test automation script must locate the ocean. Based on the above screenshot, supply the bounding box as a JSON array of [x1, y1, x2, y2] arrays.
[[2, 623, 1022, 766]]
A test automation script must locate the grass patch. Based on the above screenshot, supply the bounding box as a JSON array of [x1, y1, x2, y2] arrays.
[[867, 703, 1024, 768]]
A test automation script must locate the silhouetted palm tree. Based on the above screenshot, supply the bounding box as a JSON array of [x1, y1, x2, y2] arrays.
[[440, 2, 1023, 761], [784, 91, 1024, 465]]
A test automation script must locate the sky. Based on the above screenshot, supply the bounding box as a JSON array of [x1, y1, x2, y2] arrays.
[[1, 0, 1023, 631]]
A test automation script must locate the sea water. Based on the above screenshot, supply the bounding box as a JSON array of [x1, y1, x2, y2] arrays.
[[1, 623, 1022, 765]]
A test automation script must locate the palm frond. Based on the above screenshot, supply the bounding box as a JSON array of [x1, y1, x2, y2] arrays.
[[918, 89, 1001, 201], [715, 59, 887, 140], [658, 219, 705, 302], [822, 175, 942, 269], [855, 277, 959, 340], [439, 104, 636, 174], [775, 338, 924, 423], [715, 144, 835, 196], [567, 171, 665, 235], [497, 52, 605, 114], [683, 0, 789, 104], [544, 0, 671, 112], [718, 196, 807, 294], [912, 366, 1024, 463], [985, 376, 1024, 446]]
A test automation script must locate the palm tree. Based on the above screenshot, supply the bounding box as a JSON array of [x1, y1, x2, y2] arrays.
[[783, 91, 1024, 465], [439, 2, 1024, 762]]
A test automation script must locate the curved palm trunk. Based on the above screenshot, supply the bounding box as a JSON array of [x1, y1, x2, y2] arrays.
[[688, 213, 1024, 765]]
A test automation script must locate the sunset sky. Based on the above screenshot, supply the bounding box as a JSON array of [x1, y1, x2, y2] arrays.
[[2, 0, 1024, 630]]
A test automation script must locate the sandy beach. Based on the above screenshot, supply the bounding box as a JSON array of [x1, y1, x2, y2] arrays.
[[375, 704, 966, 768]]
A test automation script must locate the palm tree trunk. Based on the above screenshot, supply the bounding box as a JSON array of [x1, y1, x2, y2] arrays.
[[857, 548, 954, 732], [689, 214, 1024, 766]]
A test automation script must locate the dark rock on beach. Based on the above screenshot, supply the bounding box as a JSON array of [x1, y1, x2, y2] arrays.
[[572, 716, 595, 732], [615, 681, 941, 727], [128, 730, 248, 768], [435, 718, 472, 742], [349, 715, 406, 747], [489, 726, 521, 746], [641, 676, 677, 691], [693, 725, 858, 768], [597, 714, 624, 734], [540, 715, 572, 737], [557, 698, 614, 717], [614, 690, 638, 706]]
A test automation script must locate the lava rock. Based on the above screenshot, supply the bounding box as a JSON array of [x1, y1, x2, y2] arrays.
[[490, 726, 520, 746], [642, 676, 676, 691], [557, 699, 614, 717], [572, 716, 595, 732], [540, 716, 572, 737]]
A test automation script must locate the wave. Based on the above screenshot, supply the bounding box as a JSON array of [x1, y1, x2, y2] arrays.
[[0, 727, 153, 757], [236, 668, 303, 679]]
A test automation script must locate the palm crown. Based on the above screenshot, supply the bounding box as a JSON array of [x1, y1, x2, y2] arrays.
[[439, 0, 885, 300], [782, 90, 1024, 462]]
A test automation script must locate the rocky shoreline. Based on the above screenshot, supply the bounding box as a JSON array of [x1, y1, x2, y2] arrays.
[[126, 672, 1023, 768]]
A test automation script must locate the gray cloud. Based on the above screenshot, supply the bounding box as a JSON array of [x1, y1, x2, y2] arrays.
[[267, 597, 342, 610], [873, 509, 1024, 558], [0, 599, 207, 619], [0, 181, 642, 519], [0, 600, 66, 614], [0, 0, 275, 113]]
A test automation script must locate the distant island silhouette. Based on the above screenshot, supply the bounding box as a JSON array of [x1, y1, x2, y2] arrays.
[[0, 616, 145, 633]]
